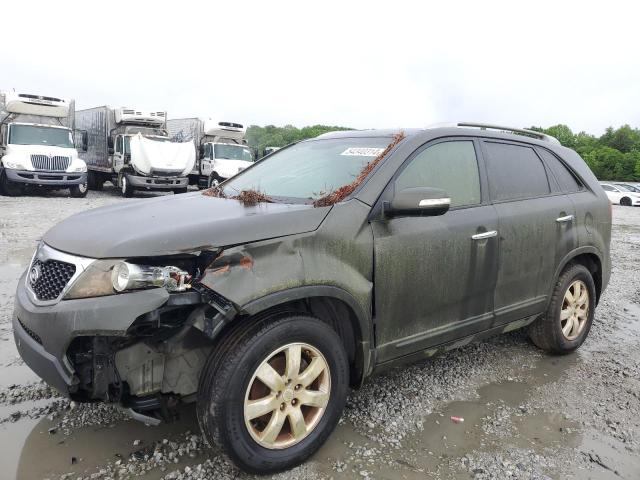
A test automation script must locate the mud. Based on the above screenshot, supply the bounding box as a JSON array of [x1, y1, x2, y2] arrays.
[[0, 186, 638, 479]]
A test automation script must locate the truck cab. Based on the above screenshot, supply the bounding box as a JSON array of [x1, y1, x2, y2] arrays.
[[0, 92, 87, 197], [199, 120, 254, 187]]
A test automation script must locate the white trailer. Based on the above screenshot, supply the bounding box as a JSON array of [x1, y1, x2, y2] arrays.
[[0, 92, 87, 197], [167, 118, 253, 188], [76, 107, 195, 197]]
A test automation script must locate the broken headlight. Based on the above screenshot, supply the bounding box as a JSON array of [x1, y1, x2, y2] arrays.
[[111, 262, 191, 293], [64, 260, 192, 300]]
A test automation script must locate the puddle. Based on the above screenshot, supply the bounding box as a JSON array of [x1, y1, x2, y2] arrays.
[[13, 405, 202, 480]]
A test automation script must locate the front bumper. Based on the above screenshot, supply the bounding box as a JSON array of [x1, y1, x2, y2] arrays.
[[4, 168, 87, 186], [126, 173, 188, 190], [12, 273, 170, 396]]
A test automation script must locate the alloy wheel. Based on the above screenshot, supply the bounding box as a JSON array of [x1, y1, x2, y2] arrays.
[[560, 279, 589, 340], [244, 342, 331, 449]]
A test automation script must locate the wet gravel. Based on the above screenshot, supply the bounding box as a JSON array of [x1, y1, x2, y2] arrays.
[[0, 188, 639, 479]]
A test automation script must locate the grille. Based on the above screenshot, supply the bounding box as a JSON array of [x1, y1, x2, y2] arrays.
[[18, 318, 42, 345], [30, 155, 71, 171], [29, 259, 76, 301]]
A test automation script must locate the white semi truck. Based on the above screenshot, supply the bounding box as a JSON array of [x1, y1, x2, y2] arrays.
[[0, 92, 88, 197], [76, 107, 195, 197], [167, 118, 253, 188]]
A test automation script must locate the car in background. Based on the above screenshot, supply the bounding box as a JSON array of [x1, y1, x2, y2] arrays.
[[600, 182, 640, 206], [614, 183, 640, 193]]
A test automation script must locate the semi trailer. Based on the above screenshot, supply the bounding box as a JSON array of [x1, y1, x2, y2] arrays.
[[76, 107, 195, 197], [167, 118, 253, 188], [0, 92, 87, 197]]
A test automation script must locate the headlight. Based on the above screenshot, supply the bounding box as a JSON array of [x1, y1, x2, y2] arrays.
[[64, 260, 191, 300], [69, 160, 87, 173], [111, 262, 191, 293], [3, 159, 25, 169]]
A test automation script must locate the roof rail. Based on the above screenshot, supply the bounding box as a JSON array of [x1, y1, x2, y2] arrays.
[[426, 122, 561, 145]]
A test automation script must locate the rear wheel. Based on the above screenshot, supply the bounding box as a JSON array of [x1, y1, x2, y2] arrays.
[[87, 171, 104, 191], [69, 182, 88, 198], [529, 263, 596, 354], [0, 170, 24, 196], [197, 314, 349, 474], [620, 197, 632, 206]]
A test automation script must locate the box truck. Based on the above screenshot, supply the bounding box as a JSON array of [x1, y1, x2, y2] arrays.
[[0, 92, 88, 197], [76, 107, 195, 197], [167, 118, 253, 188]]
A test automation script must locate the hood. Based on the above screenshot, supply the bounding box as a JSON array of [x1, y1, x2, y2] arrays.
[[130, 133, 196, 176], [213, 158, 253, 178], [43, 192, 331, 258]]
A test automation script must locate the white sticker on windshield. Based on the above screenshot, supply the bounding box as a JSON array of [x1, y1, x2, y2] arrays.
[[340, 147, 385, 157]]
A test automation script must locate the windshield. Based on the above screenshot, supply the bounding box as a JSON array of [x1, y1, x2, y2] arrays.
[[8, 124, 73, 148], [214, 144, 253, 162], [222, 137, 392, 200], [616, 184, 638, 192]]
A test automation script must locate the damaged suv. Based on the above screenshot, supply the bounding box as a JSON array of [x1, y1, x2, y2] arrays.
[[13, 123, 611, 473]]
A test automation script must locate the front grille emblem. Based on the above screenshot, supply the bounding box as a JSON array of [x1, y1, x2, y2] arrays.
[[29, 264, 42, 286]]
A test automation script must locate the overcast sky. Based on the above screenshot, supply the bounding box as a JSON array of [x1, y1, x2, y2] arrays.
[[3, 0, 639, 134]]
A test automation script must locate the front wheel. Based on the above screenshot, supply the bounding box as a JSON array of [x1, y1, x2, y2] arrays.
[[197, 314, 349, 474], [69, 182, 88, 198], [207, 172, 222, 188], [0, 171, 24, 196], [119, 174, 134, 197], [173, 187, 188, 195], [620, 197, 632, 206], [529, 263, 596, 354]]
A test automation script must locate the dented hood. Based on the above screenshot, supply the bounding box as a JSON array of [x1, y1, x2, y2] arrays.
[[43, 193, 331, 258]]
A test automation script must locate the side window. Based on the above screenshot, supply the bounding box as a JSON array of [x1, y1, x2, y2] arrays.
[[395, 140, 481, 208], [537, 148, 582, 192], [115, 136, 123, 154], [484, 142, 550, 201], [601, 184, 614, 192]]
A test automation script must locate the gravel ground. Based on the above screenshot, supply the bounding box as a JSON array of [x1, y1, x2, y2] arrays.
[[0, 187, 638, 479]]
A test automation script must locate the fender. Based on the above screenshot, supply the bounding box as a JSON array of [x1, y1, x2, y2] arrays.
[[241, 285, 375, 384], [550, 245, 604, 303]]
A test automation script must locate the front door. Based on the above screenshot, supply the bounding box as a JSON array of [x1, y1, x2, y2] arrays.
[[113, 135, 125, 172], [480, 140, 578, 326], [372, 138, 499, 363]]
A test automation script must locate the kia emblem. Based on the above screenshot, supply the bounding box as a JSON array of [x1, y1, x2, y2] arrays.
[[29, 264, 42, 286]]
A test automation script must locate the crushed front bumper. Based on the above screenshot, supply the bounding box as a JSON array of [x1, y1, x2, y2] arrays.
[[4, 168, 87, 186], [12, 273, 170, 396], [126, 173, 188, 190]]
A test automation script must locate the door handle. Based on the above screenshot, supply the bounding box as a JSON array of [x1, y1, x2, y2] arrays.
[[556, 215, 574, 223], [471, 230, 498, 240]]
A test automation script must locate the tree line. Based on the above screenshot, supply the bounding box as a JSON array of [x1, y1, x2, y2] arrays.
[[247, 123, 640, 181]]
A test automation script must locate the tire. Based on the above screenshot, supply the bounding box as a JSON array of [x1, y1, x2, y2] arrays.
[[69, 182, 88, 198], [173, 187, 188, 194], [207, 172, 222, 188], [620, 197, 632, 206], [528, 263, 596, 354], [197, 313, 349, 474], [87, 171, 104, 191], [119, 174, 134, 197], [0, 170, 24, 196]]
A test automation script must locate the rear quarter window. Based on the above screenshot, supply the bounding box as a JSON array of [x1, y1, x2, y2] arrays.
[[483, 141, 550, 202], [537, 148, 583, 193]]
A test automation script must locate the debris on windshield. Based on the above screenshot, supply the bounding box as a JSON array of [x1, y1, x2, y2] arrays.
[[313, 131, 405, 207], [202, 186, 274, 205]]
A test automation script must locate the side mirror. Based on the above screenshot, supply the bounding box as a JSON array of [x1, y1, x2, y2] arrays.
[[385, 187, 451, 217], [108, 147, 115, 155], [199, 144, 205, 159], [107, 137, 114, 149]]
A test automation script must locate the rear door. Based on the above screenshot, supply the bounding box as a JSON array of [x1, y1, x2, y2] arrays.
[[372, 138, 499, 362], [481, 140, 578, 326]]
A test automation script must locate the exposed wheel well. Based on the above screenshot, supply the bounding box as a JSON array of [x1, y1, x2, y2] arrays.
[[213, 297, 364, 387], [568, 253, 602, 304]]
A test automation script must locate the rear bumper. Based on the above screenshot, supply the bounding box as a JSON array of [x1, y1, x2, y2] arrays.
[[127, 173, 188, 190], [12, 272, 170, 396], [4, 168, 86, 186]]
